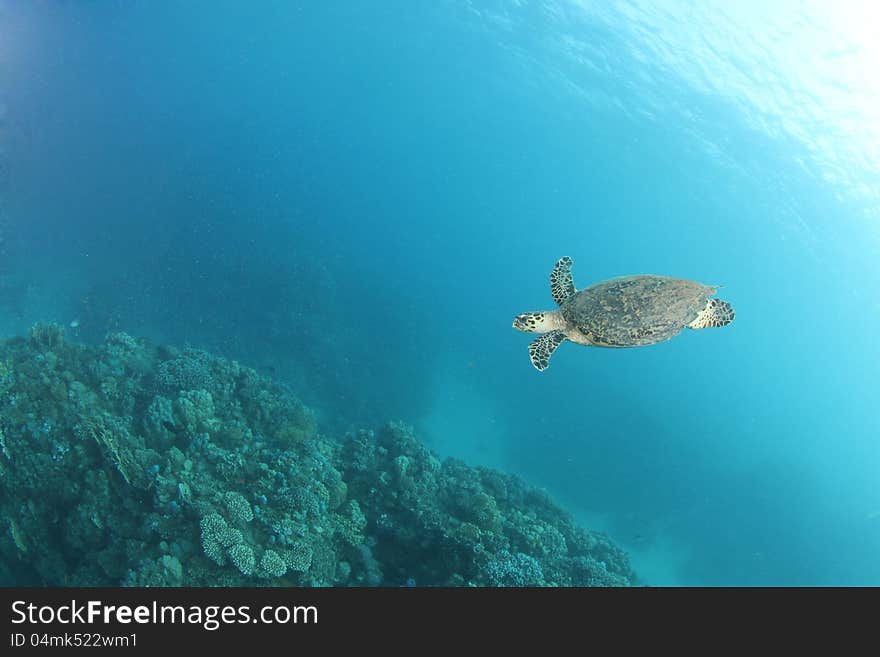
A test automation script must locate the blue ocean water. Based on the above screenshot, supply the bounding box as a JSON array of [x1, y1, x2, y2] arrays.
[[1, 0, 878, 585]]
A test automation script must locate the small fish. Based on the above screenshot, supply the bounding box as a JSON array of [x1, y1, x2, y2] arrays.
[[69, 319, 80, 329]]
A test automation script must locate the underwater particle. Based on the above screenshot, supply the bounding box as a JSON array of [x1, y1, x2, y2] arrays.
[[228, 544, 255, 576], [259, 549, 287, 578], [224, 491, 254, 523]]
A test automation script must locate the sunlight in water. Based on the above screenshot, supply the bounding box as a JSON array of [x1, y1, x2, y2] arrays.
[[564, 0, 880, 214]]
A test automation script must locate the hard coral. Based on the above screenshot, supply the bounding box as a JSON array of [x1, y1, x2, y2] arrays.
[[0, 327, 636, 587]]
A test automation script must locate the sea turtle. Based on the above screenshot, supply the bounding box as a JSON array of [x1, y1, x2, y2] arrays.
[[512, 256, 735, 371]]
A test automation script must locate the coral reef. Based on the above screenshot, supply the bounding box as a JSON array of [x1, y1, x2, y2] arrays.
[[0, 325, 635, 586]]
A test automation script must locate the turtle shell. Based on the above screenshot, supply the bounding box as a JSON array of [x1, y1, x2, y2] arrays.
[[561, 275, 714, 347]]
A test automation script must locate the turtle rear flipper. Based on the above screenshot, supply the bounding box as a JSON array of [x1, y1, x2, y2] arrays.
[[550, 256, 576, 306], [688, 298, 735, 329], [528, 330, 567, 371]]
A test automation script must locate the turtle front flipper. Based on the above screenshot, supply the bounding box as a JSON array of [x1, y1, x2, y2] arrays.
[[550, 256, 576, 306], [528, 330, 567, 371], [688, 298, 735, 329]]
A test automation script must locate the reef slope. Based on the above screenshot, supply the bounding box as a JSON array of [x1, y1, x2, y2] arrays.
[[0, 324, 634, 586]]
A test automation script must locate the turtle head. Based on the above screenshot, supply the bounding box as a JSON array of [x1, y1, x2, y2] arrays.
[[512, 310, 565, 333]]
